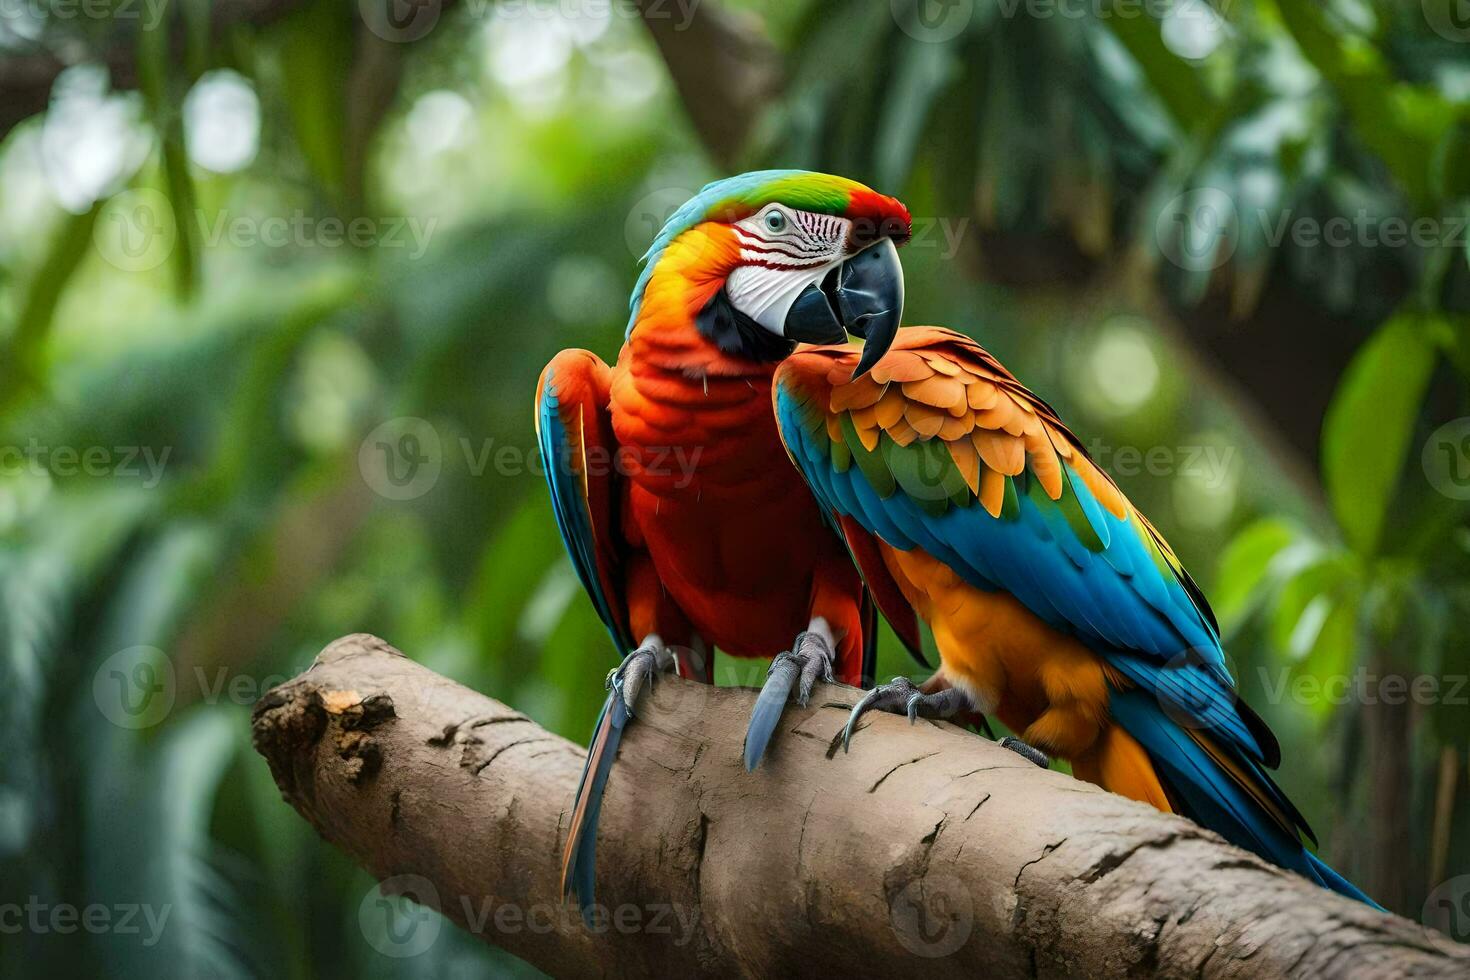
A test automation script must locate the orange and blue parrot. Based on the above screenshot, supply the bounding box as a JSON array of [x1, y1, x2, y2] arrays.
[[772, 327, 1379, 907], [535, 171, 921, 917]]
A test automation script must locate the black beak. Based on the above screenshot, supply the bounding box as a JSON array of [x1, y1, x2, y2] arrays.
[[782, 238, 904, 377]]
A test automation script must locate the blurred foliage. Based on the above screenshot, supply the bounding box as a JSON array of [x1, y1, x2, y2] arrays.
[[0, 0, 1468, 976]]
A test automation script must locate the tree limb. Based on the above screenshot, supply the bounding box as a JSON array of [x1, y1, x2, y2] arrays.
[[251, 633, 1470, 978], [634, 0, 781, 167]]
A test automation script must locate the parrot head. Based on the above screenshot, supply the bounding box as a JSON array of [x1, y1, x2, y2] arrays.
[[628, 170, 911, 376]]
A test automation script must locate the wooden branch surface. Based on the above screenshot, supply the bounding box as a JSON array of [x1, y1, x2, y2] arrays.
[[250, 634, 1470, 978]]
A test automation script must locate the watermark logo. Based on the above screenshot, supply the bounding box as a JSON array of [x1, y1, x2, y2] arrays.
[[0, 0, 170, 29], [360, 0, 442, 41], [0, 440, 171, 488], [889, 872, 973, 957], [94, 198, 438, 272], [360, 874, 442, 958], [92, 647, 291, 729], [1423, 874, 1470, 953], [1156, 188, 1237, 272], [1255, 667, 1468, 710], [94, 188, 176, 273], [892, 0, 975, 43], [359, 417, 443, 501], [1156, 193, 1470, 271], [1423, 0, 1470, 43], [624, 185, 697, 261], [1154, 647, 1243, 732], [1423, 418, 1470, 501], [1085, 439, 1238, 490], [0, 898, 172, 946], [93, 646, 176, 730]]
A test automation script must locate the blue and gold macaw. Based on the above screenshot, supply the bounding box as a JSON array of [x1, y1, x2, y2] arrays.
[[772, 326, 1378, 907]]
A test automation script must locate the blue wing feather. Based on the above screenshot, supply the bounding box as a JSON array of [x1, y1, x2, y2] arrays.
[[538, 365, 633, 654], [539, 356, 639, 920], [773, 362, 1381, 907], [774, 384, 1264, 764]]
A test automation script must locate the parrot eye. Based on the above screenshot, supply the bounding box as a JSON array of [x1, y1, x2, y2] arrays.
[[763, 210, 788, 234]]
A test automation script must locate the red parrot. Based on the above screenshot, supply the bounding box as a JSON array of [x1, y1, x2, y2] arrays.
[[771, 327, 1378, 906], [535, 171, 917, 916]]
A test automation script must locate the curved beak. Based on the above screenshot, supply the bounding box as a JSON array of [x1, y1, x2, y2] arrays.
[[782, 237, 904, 377]]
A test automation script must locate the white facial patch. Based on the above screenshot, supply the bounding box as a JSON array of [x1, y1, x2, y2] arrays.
[[725, 205, 851, 334]]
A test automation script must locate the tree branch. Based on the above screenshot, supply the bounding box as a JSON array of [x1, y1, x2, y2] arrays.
[[251, 633, 1469, 977], [0, 0, 305, 135], [634, 0, 781, 167]]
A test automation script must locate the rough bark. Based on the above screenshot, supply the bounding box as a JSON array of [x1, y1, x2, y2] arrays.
[[250, 633, 1469, 978]]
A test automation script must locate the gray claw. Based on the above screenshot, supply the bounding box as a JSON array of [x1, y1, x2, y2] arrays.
[[608, 644, 672, 716], [999, 736, 1050, 768], [744, 631, 834, 772], [843, 678, 973, 752], [794, 632, 836, 706], [842, 676, 917, 752]]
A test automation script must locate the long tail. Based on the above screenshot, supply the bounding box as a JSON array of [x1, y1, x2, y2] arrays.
[[560, 689, 630, 921], [1096, 686, 1381, 908]]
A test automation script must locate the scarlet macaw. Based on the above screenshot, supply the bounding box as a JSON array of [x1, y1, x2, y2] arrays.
[[772, 327, 1378, 906], [536, 171, 920, 916]]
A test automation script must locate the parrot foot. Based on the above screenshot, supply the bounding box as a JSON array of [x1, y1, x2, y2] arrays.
[[998, 736, 1050, 768], [743, 629, 834, 772], [607, 639, 675, 717], [840, 676, 970, 751]]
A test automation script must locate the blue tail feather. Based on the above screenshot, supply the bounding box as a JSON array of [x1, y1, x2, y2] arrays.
[[1109, 687, 1380, 909], [1306, 851, 1381, 908], [562, 689, 631, 923]]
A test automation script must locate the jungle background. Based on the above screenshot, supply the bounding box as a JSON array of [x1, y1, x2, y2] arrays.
[[2, 0, 1470, 975]]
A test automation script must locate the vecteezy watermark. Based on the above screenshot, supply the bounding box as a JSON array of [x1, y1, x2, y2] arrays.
[[1423, 0, 1470, 43], [1156, 189, 1470, 271], [0, 439, 170, 489], [1084, 439, 1238, 489], [625, 185, 698, 259], [1254, 668, 1469, 710], [359, 418, 444, 501], [1156, 187, 1239, 272], [889, 872, 973, 958], [891, 0, 975, 43], [0, 0, 168, 29], [93, 190, 437, 273], [358, 874, 700, 957], [360, 875, 442, 958], [892, 0, 1232, 43], [92, 645, 289, 730], [1423, 418, 1470, 501], [359, 0, 700, 43], [463, 897, 700, 943], [358, 0, 444, 42], [0, 899, 172, 946], [357, 417, 704, 501], [1422, 874, 1470, 953]]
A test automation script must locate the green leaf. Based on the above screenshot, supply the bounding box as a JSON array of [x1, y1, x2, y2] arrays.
[[1214, 517, 1298, 633], [0, 203, 101, 413], [1269, 555, 1353, 657], [1299, 595, 1360, 721], [138, 0, 200, 298], [1273, 0, 1453, 208], [1099, 0, 1214, 134], [278, 0, 355, 198], [1321, 312, 1437, 554], [873, 34, 959, 190]]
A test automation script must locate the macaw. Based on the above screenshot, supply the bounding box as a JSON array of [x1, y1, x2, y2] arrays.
[[535, 170, 922, 917], [772, 327, 1379, 907]]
